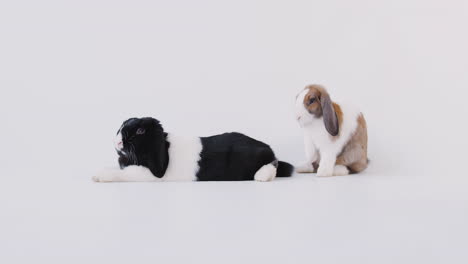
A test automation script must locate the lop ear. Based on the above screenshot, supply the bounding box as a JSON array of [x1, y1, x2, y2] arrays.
[[146, 132, 169, 178], [321, 92, 339, 136]]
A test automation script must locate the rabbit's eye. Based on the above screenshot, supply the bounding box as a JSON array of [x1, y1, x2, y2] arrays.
[[136, 128, 146, 135], [308, 98, 316, 104]]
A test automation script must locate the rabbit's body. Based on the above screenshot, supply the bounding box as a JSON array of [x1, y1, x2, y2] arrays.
[[295, 85, 368, 177], [93, 118, 293, 182]]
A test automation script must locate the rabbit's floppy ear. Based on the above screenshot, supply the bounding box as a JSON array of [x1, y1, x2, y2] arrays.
[[139, 118, 169, 178], [320, 91, 339, 136], [146, 132, 169, 178]]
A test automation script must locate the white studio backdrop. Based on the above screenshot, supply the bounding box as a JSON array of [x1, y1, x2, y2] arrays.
[[0, 0, 467, 263]]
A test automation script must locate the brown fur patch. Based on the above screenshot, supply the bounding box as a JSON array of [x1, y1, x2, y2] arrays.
[[302, 84, 327, 118], [331, 103, 344, 138], [302, 84, 342, 137], [335, 114, 368, 173]]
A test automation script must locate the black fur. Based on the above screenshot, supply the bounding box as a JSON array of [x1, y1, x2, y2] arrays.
[[116, 117, 293, 181], [277, 161, 295, 178], [198, 133, 272, 181], [117, 117, 170, 178]]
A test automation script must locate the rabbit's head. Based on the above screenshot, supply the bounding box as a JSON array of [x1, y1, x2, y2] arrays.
[[114, 117, 169, 177], [295, 84, 340, 136]]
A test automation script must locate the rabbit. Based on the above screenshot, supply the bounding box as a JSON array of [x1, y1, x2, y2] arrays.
[[93, 117, 294, 182], [295, 84, 368, 177]]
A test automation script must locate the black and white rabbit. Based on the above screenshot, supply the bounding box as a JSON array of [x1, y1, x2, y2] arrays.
[[93, 117, 294, 182]]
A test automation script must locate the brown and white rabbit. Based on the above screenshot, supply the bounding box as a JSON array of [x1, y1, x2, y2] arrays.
[[295, 84, 368, 177]]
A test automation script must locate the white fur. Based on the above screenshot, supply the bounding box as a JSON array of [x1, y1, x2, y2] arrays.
[[332, 165, 349, 176], [254, 164, 277, 182], [93, 166, 159, 182], [161, 134, 202, 181], [295, 90, 361, 177], [295, 163, 315, 173], [93, 134, 202, 182], [114, 132, 124, 152]]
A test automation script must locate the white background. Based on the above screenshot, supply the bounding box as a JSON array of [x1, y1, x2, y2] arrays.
[[1, 0, 467, 263]]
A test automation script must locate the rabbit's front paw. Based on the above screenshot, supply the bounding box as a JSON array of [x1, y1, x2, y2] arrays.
[[295, 163, 315, 173], [92, 168, 120, 182]]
